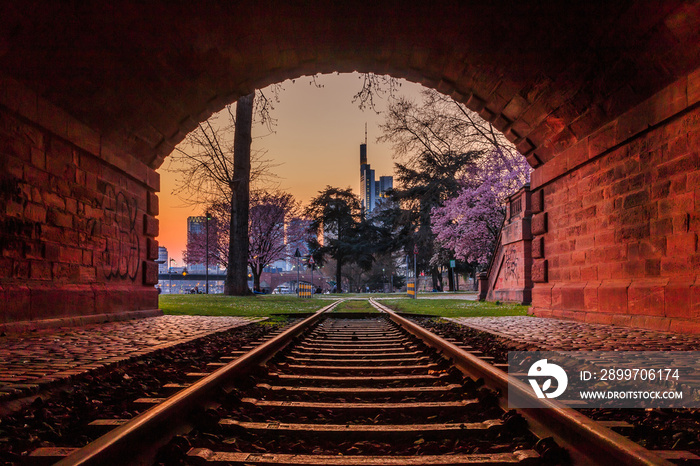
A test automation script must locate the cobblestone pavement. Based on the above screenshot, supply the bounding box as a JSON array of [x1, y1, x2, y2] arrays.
[[448, 316, 700, 351], [0, 315, 263, 400]]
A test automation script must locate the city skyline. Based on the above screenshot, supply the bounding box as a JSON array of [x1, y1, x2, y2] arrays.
[[157, 73, 425, 264]]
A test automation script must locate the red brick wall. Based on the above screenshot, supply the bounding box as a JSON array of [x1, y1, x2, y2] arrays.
[[0, 82, 160, 328], [486, 186, 533, 304], [530, 69, 700, 333]]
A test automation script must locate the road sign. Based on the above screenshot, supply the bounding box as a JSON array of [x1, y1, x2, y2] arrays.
[[413, 244, 418, 255], [309, 256, 314, 265], [450, 260, 456, 268], [294, 248, 301, 258]]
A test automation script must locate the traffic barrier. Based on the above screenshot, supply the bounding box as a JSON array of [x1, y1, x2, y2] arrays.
[[298, 283, 314, 298], [407, 282, 415, 297]]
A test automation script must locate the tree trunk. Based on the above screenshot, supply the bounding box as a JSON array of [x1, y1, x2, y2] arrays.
[[447, 267, 455, 291], [335, 257, 343, 293], [252, 265, 261, 293], [431, 267, 440, 291], [225, 93, 254, 295]]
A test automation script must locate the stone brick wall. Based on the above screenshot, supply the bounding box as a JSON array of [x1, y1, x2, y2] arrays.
[[0, 81, 160, 328], [530, 69, 700, 333], [484, 186, 533, 305]]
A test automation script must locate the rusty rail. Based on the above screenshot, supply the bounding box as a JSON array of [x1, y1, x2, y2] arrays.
[[370, 298, 673, 466], [55, 300, 341, 466]]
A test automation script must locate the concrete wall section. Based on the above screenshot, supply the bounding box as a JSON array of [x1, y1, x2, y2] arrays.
[[0, 79, 160, 328], [530, 69, 700, 333]]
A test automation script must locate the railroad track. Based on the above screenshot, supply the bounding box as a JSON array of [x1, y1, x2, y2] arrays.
[[30, 299, 680, 465]]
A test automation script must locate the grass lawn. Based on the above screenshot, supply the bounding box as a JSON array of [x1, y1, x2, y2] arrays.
[[159, 293, 527, 319], [332, 300, 379, 313], [379, 298, 529, 318], [159, 294, 329, 317]]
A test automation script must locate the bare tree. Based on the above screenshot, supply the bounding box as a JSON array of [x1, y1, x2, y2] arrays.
[[352, 73, 402, 113], [168, 91, 279, 295]]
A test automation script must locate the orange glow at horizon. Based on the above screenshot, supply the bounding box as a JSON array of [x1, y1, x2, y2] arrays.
[[156, 73, 425, 264]]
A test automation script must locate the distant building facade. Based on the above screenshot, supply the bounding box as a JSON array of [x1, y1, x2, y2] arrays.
[[158, 246, 169, 274], [186, 215, 219, 274], [359, 140, 392, 214]]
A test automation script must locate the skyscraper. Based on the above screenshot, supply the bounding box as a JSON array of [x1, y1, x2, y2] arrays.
[[186, 216, 218, 273], [359, 132, 392, 215], [158, 246, 169, 274]]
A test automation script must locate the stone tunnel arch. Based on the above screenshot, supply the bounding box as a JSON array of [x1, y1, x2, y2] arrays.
[[0, 1, 698, 332]]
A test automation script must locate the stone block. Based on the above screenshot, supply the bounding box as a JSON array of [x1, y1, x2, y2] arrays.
[[689, 67, 700, 106], [629, 315, 671, 332], [30, 285, 95, 319], [3, 286, 31, 323], [29, 260, 52, 280], [669, 319, 700, 334], [588, 121, 617, 159], [532, 259, 548, 283], [531, 189, 544, 214], [665, 280, 693, 318], [532, 236, 544, 258], [598, 280, 630, 314], [531, 283, 553, 307], [147, 238, 159, 260], [531, 212, 547, 235], [133, 287, 159, 310], [692, 279, 700, 319], [560, 283, 586, 311], [93, 285, 134, 315], [143, 261, 158, 285], [583, 312, 615, 325], [147, 191, 159, 216], [628, 279, 667, 316], [611, 314, 632, 327], [666, 232, 697, 257], [143, 214, 159, 237]]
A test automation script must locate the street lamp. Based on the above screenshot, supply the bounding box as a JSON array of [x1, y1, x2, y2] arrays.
[[309, 256, 315, 296], [294, 248, 301, 295], [382, 268, 386, 293], [169, 258, 175, 294], [205, 211, 211, 294]]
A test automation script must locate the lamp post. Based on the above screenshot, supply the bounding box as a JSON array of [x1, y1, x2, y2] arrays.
[[309, 256, 315, 296], [294, 248, 301, 295], [205, 211, 211, 294], [382, 268, 386, 293], [413, 244, 418, 299], [169, 258, 175, 294]]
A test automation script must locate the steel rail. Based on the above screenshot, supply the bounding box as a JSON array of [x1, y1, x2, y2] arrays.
[[56, 300, 341, 466], [370, 298, 674, 466]]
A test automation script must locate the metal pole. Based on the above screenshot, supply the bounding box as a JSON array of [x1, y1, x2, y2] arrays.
[[205, 212, 210, 294], [413, 249, 417, 300], [311, 265, 314, 296], [297, 256, 300, 296], [169, 258, 174, 294]]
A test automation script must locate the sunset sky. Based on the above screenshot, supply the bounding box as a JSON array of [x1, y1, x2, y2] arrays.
[[157, 73, 426, 264]]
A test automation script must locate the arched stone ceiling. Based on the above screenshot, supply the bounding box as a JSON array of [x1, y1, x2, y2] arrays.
[[0, 1, 698, 169]]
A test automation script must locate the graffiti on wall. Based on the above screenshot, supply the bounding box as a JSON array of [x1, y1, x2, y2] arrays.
[[503, 247, 519, 282], [101, 186, 140, 280]]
